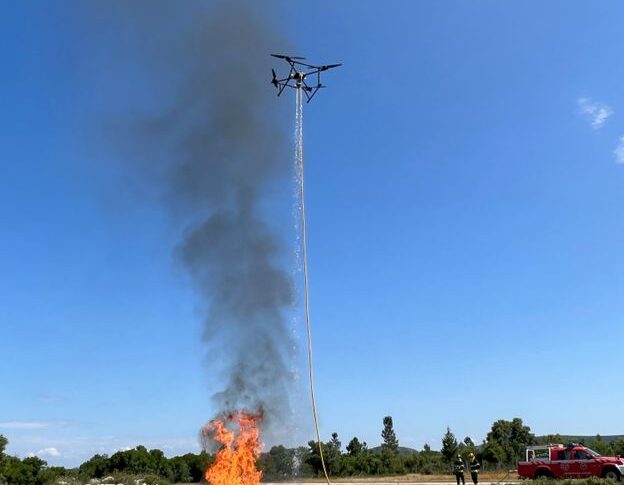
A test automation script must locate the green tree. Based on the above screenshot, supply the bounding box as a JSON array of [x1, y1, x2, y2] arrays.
[[0, 435, 7, 484], [2, 455, 47, 485], [352, 451, 382, 476], [293, 446, 314, 478], [441, 427, 459, 464], [588, 435, 611, 456], [108, 449, 130, 473], [129, 445, 152, 473], [305, 440, 330, 478], [79, 453, 111, 479], [381, 416, 399, 453], [182, 451, 212, 482], [536, 434, 563, 445], [153, 449, 174, 481], [169, 456, 192, 483], [0, 435, 7, 456], [346, 437, 366, 456], [402, 452, 420, 473], [419, 443, 444, 475], [305, 435, 343, 478], [259, 445, 295, 480], [327, 432, 342, 475], [380, 416, 401, 474], [481, 440, 505, 467], [107, 445, 166, 476], [611, 439, 624, 457], [485, 418, 535, 465]]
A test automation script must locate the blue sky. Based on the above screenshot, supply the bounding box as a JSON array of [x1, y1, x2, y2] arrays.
[[2, 0, 624, 467]]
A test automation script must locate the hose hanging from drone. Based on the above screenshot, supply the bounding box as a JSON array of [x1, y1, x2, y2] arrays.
[[296, 86, 332, 485]]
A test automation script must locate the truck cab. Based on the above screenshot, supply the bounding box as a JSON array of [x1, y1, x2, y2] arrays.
[[518, 443, 624, 480]]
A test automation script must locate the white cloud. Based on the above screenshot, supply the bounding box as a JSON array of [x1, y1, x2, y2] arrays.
[[37, 447, 61, 457], [0, 421, 51, 430], [578, 97, 612, 129], [614, 136, 624, 164], [28, 448, 61, 458]]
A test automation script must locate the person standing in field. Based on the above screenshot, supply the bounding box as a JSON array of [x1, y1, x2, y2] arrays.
[[454, 454, 466, 485], [469, 452, 481, 485]]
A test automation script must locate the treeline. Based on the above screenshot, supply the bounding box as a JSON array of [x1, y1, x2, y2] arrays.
[[3, 417, 624, 484], [263, 416, 527, 479], [76, 446, 211, 483], [0, 435, 65, 485], [0, 436, 66, 485], [0, 435, 210, 485]]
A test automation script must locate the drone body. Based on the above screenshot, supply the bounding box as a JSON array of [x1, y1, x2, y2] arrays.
[[271, 54, 342, 102]]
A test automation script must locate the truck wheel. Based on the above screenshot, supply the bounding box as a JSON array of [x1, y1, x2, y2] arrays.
[[603, 469, 621, 481], [534, 469, 553, 480]]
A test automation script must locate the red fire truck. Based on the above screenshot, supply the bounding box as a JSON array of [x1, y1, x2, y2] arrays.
[[517, 443, 624, 480]]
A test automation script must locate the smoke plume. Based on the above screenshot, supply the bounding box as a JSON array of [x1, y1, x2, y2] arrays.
[[88, 2, 296, 432]]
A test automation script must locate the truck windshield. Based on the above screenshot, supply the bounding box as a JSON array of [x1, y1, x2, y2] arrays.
[[586, 448, 601, 457]]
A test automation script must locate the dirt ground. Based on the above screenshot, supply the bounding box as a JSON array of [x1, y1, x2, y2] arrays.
[[176, 472, 520, 485]]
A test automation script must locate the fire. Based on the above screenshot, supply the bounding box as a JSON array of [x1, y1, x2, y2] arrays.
[[203, 411, 263, 485]]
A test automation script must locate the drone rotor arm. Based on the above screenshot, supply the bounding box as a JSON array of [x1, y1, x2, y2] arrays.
[[293, 60, 320, 69]]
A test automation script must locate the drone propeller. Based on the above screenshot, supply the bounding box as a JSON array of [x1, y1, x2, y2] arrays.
[[271, 53, 306, 60], [320, 63, 342, 71], [271, 68, 278, 86]]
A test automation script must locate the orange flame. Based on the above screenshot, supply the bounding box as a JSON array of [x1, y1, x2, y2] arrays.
[[203, 411, 263, 485]]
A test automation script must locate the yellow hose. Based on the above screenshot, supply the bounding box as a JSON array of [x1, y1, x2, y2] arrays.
[[296, 87, 331, 485]]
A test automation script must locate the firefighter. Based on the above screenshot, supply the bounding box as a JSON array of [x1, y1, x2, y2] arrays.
[[469, 452, 481, 485], [454, 453, 465, 485]]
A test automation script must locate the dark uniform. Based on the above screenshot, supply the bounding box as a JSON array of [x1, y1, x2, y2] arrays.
[[469, 455, 481, 485], [454, 456, 465, 485]]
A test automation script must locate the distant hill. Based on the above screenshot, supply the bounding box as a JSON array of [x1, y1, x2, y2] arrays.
[[367, 436, 624, 456], [370, 445, 419, 456], [536, 435, 624, 445]]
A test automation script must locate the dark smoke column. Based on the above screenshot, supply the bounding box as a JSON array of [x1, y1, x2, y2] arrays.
[[103, 2, 295, 432], [172, 6, 295, 427]]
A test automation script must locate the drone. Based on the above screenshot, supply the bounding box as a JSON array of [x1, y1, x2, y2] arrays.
[[271, 54, 341, 102]]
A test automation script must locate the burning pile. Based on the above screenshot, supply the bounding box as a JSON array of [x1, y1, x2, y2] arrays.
[[203, 411, 264, 485]]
